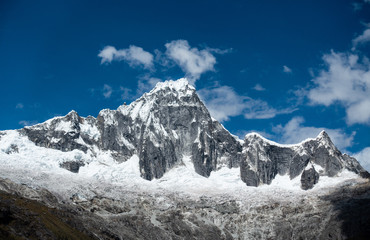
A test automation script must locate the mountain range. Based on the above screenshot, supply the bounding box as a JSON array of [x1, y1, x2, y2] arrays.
[[0, 78, 369, 239]]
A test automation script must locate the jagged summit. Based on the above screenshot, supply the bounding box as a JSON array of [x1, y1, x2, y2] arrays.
[[0, 78, 368, 190], [117, 78, 203, 122], [150, 78, 195, 95], [244, 130, 332, 148]]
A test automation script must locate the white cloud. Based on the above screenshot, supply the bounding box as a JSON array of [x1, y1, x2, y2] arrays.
[[273, 116, 355, 150], [283, 65, 292, 73], [103, 84, 112, 98], [252, 84, 266, 91], [165, 40, 217, 83], [353, 147, 370, 172], [19, 120, 38, 127], [16, 103, 24, 109], [243, 100, 295, 119], [98, 46, 116, 63], [98, 45, 154, 69], [352, 28, 370, 50], [308, 51, 370, 125], [198, 85, 248, 122], [198, 84, 294, 122]]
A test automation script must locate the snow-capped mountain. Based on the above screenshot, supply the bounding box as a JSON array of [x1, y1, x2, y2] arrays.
[[1, 78, 370, 239], [0, 78, 367, 191]]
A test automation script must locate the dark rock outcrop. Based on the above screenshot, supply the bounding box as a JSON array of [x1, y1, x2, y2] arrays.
[[301, 165, 320, 190], [59, 161, 85, 173]]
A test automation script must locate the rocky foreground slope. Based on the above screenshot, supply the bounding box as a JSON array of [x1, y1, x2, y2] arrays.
[[0, 176, 369, 240]]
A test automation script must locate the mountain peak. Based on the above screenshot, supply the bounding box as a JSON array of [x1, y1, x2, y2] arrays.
[[317, 130, 328, 138], [149, 78, 195, 95], [315, 130, 335, 148]]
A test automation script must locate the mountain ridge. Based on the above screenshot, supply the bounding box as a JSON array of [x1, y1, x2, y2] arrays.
[[1, 78, 368, 190]]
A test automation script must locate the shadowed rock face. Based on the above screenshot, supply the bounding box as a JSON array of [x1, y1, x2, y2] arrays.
[[301, 167, 320, 190], [240, 132, 367, 188], [14, 79, 368, 189]]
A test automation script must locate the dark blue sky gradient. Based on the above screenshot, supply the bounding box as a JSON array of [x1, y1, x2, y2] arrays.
[[0, 0, 369, 154]]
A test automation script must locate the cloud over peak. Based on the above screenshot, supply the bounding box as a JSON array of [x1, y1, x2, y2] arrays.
[[98, 40, 229, 84], [273, 116, 355, 150], [165, 40, 217, 83], [198, 84, 294, 122], [98, 45, 154, 69]]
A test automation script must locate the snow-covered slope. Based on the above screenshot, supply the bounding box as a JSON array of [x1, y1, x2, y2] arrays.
[[0, 78, 368, 192]]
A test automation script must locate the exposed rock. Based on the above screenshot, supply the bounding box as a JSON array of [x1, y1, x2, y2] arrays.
[[4, 144, 18, 154], [240, 132, 367, 188], [301, 165, 320, 190], [59, 161, 86, 173]]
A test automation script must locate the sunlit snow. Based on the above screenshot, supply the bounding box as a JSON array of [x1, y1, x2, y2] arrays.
[[0, 129, 365, 203]]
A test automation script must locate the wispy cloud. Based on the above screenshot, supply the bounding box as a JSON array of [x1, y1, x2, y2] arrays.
[[352, 28, 370, 50], [198, 84, 294, 122], [283, 65, 292, 73], [16, 103, 24, 109], [120, 87, 133, 101], [103, 84, 112, 98], [205, 47, 233, 55], [307, 50, 370, 125], [273, 116, 355, 150], [165, 40, 217, 83], [252, 84, 266, 91], [352, 2, 363, 11], [19, 120, 38, 127], [243, 100, 296, 119], [98, 45, 154, 69]]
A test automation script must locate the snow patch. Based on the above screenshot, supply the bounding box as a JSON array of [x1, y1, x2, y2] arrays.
[[55, 120, 73, 132], [80, 122, 100, 141]]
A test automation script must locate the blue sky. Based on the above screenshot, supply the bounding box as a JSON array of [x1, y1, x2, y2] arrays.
[[1, 0, 370, 169]]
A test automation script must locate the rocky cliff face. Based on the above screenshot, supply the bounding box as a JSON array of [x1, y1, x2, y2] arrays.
[[13, 78, 368, 189], [241, 132, 366, 189]]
